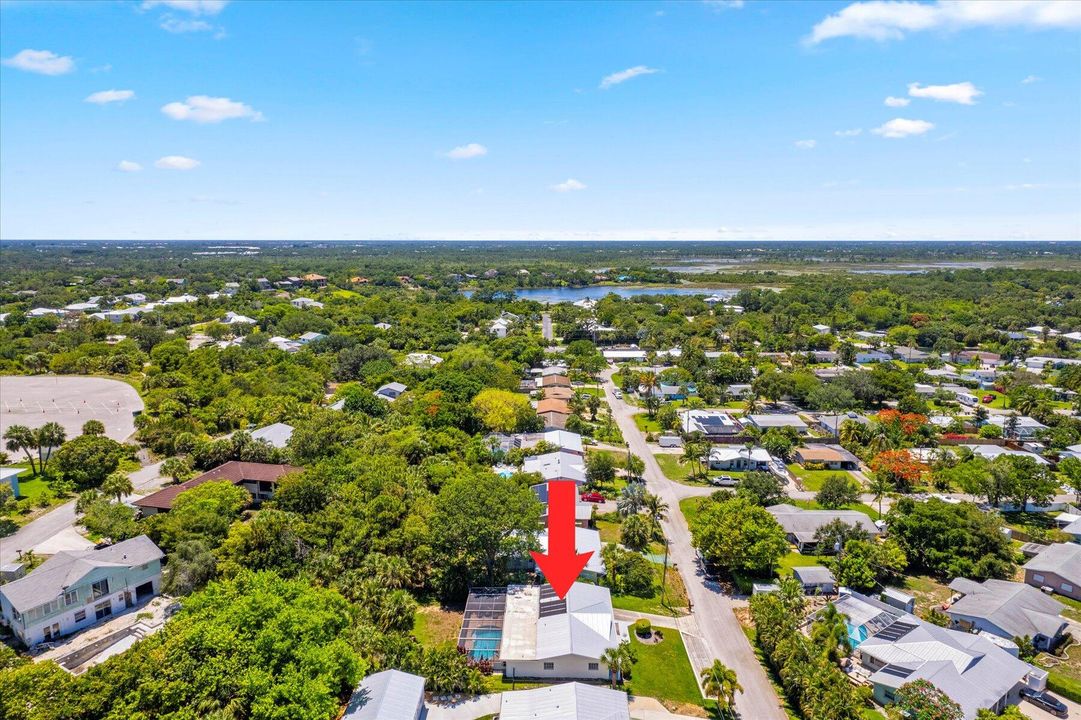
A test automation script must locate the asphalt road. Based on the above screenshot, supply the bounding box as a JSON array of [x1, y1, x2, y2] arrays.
[[0, 461, 165, 564], [600, 369, 788, 720]]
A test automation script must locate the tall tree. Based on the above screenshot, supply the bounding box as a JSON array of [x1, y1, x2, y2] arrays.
[[701, 660, 743, 718]]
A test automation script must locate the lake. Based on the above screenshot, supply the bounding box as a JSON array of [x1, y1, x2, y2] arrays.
[[464, 285, 739, 304]]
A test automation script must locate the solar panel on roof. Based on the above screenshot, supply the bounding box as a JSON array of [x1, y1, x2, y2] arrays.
[[874, 620, 918, 642], [878, 664, 914, 679]]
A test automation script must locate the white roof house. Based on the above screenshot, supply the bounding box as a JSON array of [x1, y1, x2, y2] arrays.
[[291, 297, 324, 309], [517, 430, 584, 456], [500, 683, 630, 720], [986, 415, 1048, 440], [249, 422, 295, 449], [376, 382, 408, 401], [522, 451, 587, 484], [498, 583, 628, 681], [222, 311, 256, 325], [680, 409, 742, 438], [745, 414, 809, 433], [342, 669, 425, 720], [298, 331, 327, 344], [64, 302, 100, 312], [404, 352, 443, 368], [962, 445, 1049, 466], [535, 527, 605, 578], [164, 294, 198, 304]]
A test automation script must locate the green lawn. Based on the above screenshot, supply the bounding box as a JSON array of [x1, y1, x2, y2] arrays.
[[611, 564, 690, 617], [596, 514, 622, 544], [786, 464, 859, 493], [653, 453, 745, 486], [789, 497, 883, 521], [902, 574, 953, 617], [11, 471, 49, 502], [776, 551, 830, 577], [679, 497, 706, 526], [1052, 592, 1081, 624], [484, 676, 549, 693], [626, 629, 711, 712], [634, 413, 663, 433]]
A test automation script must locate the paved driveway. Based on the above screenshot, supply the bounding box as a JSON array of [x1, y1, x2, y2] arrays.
[[0, 461, 165, 564], [600, 369, 788, 720], [1, 375, 143, 442]]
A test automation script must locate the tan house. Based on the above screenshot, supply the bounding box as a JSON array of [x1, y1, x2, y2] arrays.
[[302, 273, 328, 288], [536, 398, 570, 430], [1023, 543, 1081, 601], [793, 445, 860, 470]]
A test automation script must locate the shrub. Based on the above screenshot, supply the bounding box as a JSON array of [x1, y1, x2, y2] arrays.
[[978, 424, 1003, 439], [634, 618, 652, 637]]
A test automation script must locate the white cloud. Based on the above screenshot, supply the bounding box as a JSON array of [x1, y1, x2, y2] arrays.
[[834, 128, 863, 137], [160, 17, 215, 33], [1022, 74, 1042, 84], [1, 49, 75, 76], [155, 155, 200, 170], [908, 81, 982, 104], [445, 143, 488, 160], [871, 118, 935, 138], [85, 89, 135, 105], [161, 96, 263, 123], [551, 178, 586, 192], [116, 161, 143, 172], [703, 0, 745, 9], [884, 96, 910, 107], [599, 65, 659, 89], [794, 139, 817, 149], [808, 0, 1081, 44], [142, 0, 228, 15]]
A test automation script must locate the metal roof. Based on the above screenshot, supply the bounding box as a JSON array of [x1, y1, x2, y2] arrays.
[[342, 670, 425, 720]]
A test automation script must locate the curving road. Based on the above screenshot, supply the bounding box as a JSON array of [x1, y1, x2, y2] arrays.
[[600, 369, 788, 720]]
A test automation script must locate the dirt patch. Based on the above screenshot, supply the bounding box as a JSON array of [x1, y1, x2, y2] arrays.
[[413, 605, 464, 647], [658, 700, 709, 718]]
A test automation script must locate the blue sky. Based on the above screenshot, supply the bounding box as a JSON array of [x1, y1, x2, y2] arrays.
[[1, 0, 1079, 241]]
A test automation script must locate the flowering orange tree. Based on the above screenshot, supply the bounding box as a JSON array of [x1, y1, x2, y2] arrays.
[[870, 449, 926, 491]]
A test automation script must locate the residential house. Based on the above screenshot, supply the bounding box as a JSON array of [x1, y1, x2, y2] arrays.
[[0, 535, 163, 647], [679, 409, 743, 440], [490, 318, 512, 338], [1024, 356, 1081, 373], [133, 461, 302, 515], [962, 445, 1049, 466], [302, 273, 328, 288], [500, 683, 630, 720], [959, 350, 1003, 367], [64, 302, 100, 313], [404, 352, 443, 368], [376, 382, 408, 401], [494, 583, 629, 680], [0, 467, 24, 497], [538, 373, 572, 389], [793, 566, 836, 595], [946, 578, 1067, 651], [523, 450, 586, 484], [532, 483, 593, 527], [893, 347, 931, 363], [808, 412, 870, 436], [374, 322, 392, 330], [766, 503, 881, 553], [297, 331, 327, 344], [291, 297, 325, 309], [986, 415, 1048, 441], [249, 422, 294, 449], [342, 669, 425, 720], [837, 590, 1045, 719], [164, 294, 198, 304], [812, 323, 832, 334], [519, 430, 584, 456], [855, 350, 892, 364], [533, 527, 605, 579], [1023, 543, 1081, 602], [793, 445, 860, 470], [540, 386, 574, 401], [744, 414, 809, 435], [537, 399, 571, 430], [222, 311, 256, 325], [707, 446, 774, 471]]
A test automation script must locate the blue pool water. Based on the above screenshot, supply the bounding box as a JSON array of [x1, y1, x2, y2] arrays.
[[847, 623, 869, 648], [470, 628, 502, 660]]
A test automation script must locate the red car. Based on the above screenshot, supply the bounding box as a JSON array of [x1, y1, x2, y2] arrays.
[[580, 491, 605, 503], [982, 395, 994, 403]]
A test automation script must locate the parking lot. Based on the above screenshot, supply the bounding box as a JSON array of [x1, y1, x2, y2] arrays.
[[0, 376, 143, 442]]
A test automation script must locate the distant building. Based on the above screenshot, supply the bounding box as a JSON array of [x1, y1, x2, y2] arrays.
[[133, 461, 302, 515], [302, 273, 328, 288], [291, 297, 325, 309], [249, 422, 295, 449], [1023, 543, 1081, 602], [744, 414, 809, 435], [376, 382, 408, 401]]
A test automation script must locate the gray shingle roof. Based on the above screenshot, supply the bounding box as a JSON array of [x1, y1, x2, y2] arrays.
[[946, 578, 1066, 640], [766, 504, 881, 543], [0, 535, 163, 613], [343, 669, 424, 720], [1024, 542, 1081, 584]]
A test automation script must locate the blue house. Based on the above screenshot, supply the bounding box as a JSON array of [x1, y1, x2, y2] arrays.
[[0, 467, 23, 498]]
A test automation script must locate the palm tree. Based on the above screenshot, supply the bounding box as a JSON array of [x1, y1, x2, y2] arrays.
[[4, 424, 39, 474], [101, 471, 133, 503], [742, 390, 759, 415], [643, 493, 669, 538], [600, 641, 636, 687], [838, 419, 863, 449], [868, 475, 891, 517], [161, 456, 195, 484], [682, 442, 702, 478], [625, 454, 645, 483], [811, 603, 852, 663], [616, 483, 646, 517], [700, 660, 742, 718], [35, 422, 67, 475]]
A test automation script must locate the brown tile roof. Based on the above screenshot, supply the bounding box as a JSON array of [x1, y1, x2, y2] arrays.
[[794, 446, 845, 463], [543, 386, 574, 400], [539, 375, 571, 388], [133, 461, 302, 511], [536, 398, 570, 415]]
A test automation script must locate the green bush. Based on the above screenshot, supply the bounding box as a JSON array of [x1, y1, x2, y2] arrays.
[[1048, 670, 1081, 705], [634, 619, 652, 637]]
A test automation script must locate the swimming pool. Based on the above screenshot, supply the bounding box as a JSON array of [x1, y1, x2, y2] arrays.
[[469, 628, 502, 660], [847, 622, 869, 648]]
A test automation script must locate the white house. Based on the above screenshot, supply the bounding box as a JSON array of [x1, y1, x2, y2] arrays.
[[534, 527, 605, 579], [500, 683, 630, 720], [498, 583, 629, 681], [490, 318, 512, 338], [343, 669, 425, 720], [0, 535, 163, 647], [291, 297, 325, 309], [707, 446, 774, 471], [523, 451, 587, 484], [222, 311, 256, 325], [376, 382, 408, 401], [404, 352, 443, 368]]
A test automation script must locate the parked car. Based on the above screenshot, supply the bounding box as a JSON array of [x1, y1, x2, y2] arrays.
[[982, 395, 994, 403], [580, 491, 605, 503], [709, 475, 737, 487], [1021, 688, 1068, 718], [614, 389, 623, 399]]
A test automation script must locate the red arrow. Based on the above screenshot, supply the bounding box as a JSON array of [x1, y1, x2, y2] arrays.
[[531, 480, 593, 600]]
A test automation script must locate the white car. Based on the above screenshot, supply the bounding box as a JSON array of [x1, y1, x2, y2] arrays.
[[614, 389, 623, 399]]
